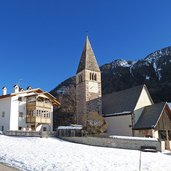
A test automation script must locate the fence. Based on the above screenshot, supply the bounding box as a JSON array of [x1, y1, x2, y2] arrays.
[[5, 130, 41, 137]]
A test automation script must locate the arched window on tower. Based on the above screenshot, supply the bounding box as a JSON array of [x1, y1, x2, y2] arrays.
[[79, 74, 83, 83], [90, 73, 92, 80], [90, 73, 97, 81], [94, 73, 97, 81]]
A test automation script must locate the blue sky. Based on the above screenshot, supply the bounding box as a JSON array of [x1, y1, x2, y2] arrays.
[[0, 0, 171, 92]]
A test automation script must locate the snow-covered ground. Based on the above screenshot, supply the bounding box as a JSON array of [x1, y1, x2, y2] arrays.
[[0, 135, 171, 171]]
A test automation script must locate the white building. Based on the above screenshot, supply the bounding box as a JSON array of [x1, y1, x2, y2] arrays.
[[0, 85, 60, 132]]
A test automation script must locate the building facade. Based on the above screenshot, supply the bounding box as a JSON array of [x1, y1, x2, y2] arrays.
[[76, 36, 102, 125], [75, 36, 171, 150], [0, 85, 60, 132]]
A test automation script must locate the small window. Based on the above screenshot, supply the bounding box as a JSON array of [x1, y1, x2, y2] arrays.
[[19, 112, 24, 118], [90, 73, 97, 81], [90, 73, 92, 80], [94, 74, 97, 81], [78, 75, 83, 83], [37, 97, 44, 102], [2, 112, 5, 117], [18, 97, 22, 101], [19, 127, 22, 130], [43, 127, 47, 131], [1, 126, 4, 131], [45, 99, 50, 103]]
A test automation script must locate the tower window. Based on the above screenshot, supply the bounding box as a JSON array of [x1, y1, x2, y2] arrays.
[[19, 112, 24, 118], [90, 73, 97, 81], [79, 75, 83, 83]]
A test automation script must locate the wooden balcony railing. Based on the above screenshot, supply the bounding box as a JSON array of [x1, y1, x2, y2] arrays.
[[27, 101, 52, 109], [26, 115, 51, 124]]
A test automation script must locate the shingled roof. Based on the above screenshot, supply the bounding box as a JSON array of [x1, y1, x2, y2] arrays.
[[134, 102, 170, 130], [102, 85, 149, 115], [76, 36, 100, 74]]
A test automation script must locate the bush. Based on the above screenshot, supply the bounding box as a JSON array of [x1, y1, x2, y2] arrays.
[[84, 111, 108, 135]]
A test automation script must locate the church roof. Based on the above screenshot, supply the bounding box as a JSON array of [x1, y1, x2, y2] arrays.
[[102, 85, 148, 115], [76, 36, 100, 74], [133, 102, 170, 130]]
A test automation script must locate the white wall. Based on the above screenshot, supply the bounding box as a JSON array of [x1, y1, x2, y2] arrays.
[[168, 103, 171, 109], [10, 96, 20, 130], [50, 105, 53, 131], [18, 96, 27, 129], [104, 114, 132, 136], [0, 97, 11, 131], [134, 86, 153, 123]]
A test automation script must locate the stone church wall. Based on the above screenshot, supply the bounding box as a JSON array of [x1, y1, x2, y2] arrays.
[[60, 136, 162, 152]]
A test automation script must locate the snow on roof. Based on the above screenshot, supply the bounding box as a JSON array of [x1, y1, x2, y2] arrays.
[[103, 111, 132, 117], [57, 125, 83, 130], [110, 135, 158, 141], [168, 103, 171, 109]]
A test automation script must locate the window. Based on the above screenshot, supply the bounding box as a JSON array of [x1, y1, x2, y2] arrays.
[[18, 97, 22, 101], [90, 73, 97, 81], [78, 74, 83, 83], [2, 112, 5, 117], [37, 97, 44, 102], [45, 99, 50, 103], [43, 127, 47, 131], [1, 126, 4, 131], [19, 112, 24, 118]]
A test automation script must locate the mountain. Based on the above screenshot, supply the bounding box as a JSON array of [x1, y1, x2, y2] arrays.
[[50, 46, 171, 127]]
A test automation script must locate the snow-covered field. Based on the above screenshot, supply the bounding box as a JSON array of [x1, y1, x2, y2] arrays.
[[0, 135, 171, 171]]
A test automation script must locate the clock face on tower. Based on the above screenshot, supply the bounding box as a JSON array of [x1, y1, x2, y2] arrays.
[[88, 82, 98, 93]]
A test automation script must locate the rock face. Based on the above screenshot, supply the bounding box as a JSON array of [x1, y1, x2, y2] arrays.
[[50, 77, 76, 129], [50, 46, 171, 129]]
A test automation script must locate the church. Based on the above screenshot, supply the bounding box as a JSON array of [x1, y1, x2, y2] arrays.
[[76, 36, 171, 150]]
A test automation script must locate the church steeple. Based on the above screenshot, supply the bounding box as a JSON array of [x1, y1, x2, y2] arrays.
[[76, 36, 102, 125], [76, 36, 100, 74]]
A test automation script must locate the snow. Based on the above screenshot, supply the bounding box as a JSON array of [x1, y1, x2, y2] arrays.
[[145, 75, 150, 80], [168, 103, 171, 109], [104, 111, 132, 116], [58, 125, 83, 130], [111, 59, 131, 69], [110, 135, 158, 141], [0, 135, 171, 171]]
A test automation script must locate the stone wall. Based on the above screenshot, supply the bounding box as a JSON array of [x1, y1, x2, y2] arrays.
[[5, 130, 41, 137], [60, 136, 162, 152]]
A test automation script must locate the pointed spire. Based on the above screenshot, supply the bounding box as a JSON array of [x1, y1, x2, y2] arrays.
[[76, 36, 100, 74]]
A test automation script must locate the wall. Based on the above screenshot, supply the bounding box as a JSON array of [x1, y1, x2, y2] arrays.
[[134, 86, 153, 123], [134, 129, 155, 137], [18, 96, 27, 129], [5, 130, 40, 137], [0, 97, 11, 131], [50, 105, 53, 131], [104, 114, 132, 136], [10, 96, 20, 130], [76, 70, 86, 122], [60, 136, 162, 152]]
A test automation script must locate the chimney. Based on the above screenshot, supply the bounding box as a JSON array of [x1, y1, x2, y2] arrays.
[[2, 87, 7, 95], [27, 86, 32, 90], [13, 85, 19, 93], [20, 88, 24, 92]]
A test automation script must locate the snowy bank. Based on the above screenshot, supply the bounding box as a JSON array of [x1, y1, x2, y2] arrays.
[[0, 135, 171, 171]]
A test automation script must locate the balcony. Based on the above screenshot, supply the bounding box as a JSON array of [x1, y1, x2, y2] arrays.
[[26, 115, 51, 124], [27, 101, 52, 109]]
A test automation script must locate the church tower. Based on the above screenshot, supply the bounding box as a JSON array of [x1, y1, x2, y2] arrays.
[[76, 36, 102, 125]]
